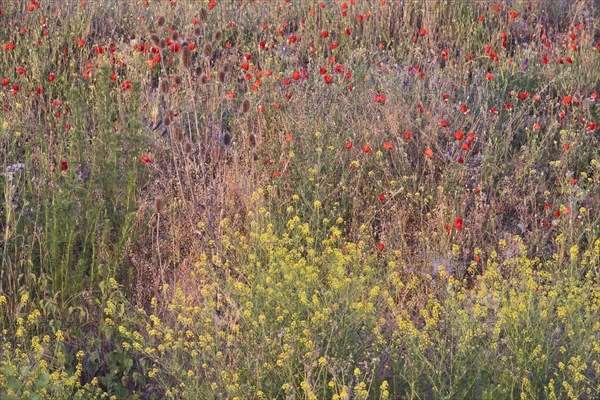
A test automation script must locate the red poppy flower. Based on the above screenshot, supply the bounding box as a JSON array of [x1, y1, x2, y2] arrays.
[[11, 85, 19, 94], [61, 161, 68, 171], [1, 78, 8, 86], [588, 123, 597, 131], [454, 217, 463, 230], [273, 171, 281, 177], [440, 119, 448, 127], [49, 73, 56, 82], [517, 91, 529, 100], [455, 131, 464, 140], [462, 142, 472, 151], [485, 73, 494, 80], [467, 133, 475, 142], [375, 93, 386, 103], [378, 193, 386, 201], [140, 156, 151, 164], [376, 243, 384, 251], [321, 31, 329, 38], [16, 68, 26, 75], [362, 145, 371, 153], [562, 95, 572, 105], [424, 148, 433, 157], [324, 75, 333, 84], [345, 141, 353, 149], [419, 28, 426, 36], [383, 142, 393, 150], [403, 131, 411, 140], [554, 210, 561, 217]]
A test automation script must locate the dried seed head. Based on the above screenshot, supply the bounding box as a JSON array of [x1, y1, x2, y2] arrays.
[[214, 30, 222, 42], [199, 8, 207, 22], [203, 43, 212, 57], [183, 141, 193, 154], [159, 38, 167, 49], [150, 33, 160, 47], [200, 74, 209, 84], [164, 111, 172, 126], [222, 64, 231, 73], [154, 197, 163, 213], [157, 16, 166, 27], [173, 127, 184, 142], [181, 46, 192, 69], [223, 131, 232, 146], [159, 78, 170, 94], [248, 133, 256, 148], [194, 27, 202, 36], [173, 75, 182, 85], [252, 151, 259, 161], [218, 70, 226, 83], [171, 31, 180, 42], [242, 99, 250, 113], [159, 79, 170, 95]]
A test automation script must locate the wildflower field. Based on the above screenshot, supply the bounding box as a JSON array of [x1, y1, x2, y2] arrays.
[[1, 0, 599, 398]]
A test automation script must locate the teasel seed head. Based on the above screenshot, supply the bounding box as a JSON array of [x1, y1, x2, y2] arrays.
[[150, 33, 160, 47], [154, 197, 163, 213], [159, 78, 170, 95], [202, 43, 212, 57], [218, 70, 226, 83], [199, 8, 207, 22], [173, 127, 184, 142], [242, 99, 250, 113], [181, 46, 192, 69], [223, 131, 232, 147]]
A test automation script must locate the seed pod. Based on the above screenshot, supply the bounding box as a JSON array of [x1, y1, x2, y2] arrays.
[[218, 70, 226, 83], [173, 127, 184, 142], [173, 75, 182, 85], [159, 38, 167, 49], [199, 8, 207, 22], [159, 78, 169, 94], [171, 31, 180, 42], [157, 16, 166, 27], [150, 33, 160, 47], [241, 99, 250, 113], [183, 141, 193, 154], [248, 133, 256, 148], [181, 46, 192, 69], [252, 151, 259, 161], [203, 43, 212, 57], [214, 30, 222, 42], [200, 74, 208, 84], [223, 131, 232, 146], [154, 198, 163, 213], [222, 64, 231, 73], [164, 111, 172, 126], [194, 27, 202, 36]]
